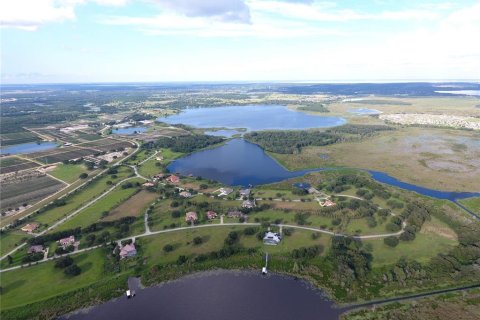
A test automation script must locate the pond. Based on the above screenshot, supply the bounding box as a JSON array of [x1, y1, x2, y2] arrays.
[[63, 271, 342, 320], [0, 141, 58, 155], [112, 127, 147, 135], [158, 105, 346, 131], [167, 139, 319, 186], [168, 139, 480, 203]]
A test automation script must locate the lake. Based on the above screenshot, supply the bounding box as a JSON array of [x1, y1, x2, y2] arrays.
[[0, 141, 58, 155], [63, 271, 342, 320], [112, 127, 147, 135], [168, 139, 480, 203], [167, 139, 318, 186], [158, 105, 346, 131]]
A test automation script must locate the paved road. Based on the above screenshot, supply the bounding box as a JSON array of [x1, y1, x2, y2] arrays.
[[0, 141, 142, 260], [0, 221, 406, 273]]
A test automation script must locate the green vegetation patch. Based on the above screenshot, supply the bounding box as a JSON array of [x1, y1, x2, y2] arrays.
[[49, 164, 88, 184]]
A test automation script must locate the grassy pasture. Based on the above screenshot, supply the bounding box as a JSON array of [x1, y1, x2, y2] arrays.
[[49, 163, 88, 183]]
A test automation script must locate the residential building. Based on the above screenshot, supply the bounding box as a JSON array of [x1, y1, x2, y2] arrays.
[[206, 210, 218, 220], [228, 210, 245, 218], [185, 211, 198, 222], [21, 223, 38, 233], [179, 191, 192, 198], [28, 245, 44, 254], [218, 187, 234, 196], [263, 232, 282, 245], [320, 199, 336, 207], [120, 244, 137, 259], [239, 189, 251, 197], [166, 175, 180, 184], [242, 199, 256, 209], [58, 235, 75, 248], [143, 182, 155, 187]]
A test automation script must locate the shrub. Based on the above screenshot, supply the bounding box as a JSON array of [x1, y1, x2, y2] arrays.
[[55, 256, 74, 268], [79, 173, 88, 179], [163, 244, 174, 252], [193, 237, 203, 245], [384, 236, 399, 247], [64, 264, 81, 276]]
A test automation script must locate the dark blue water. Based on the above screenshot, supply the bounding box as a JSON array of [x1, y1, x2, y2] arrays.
[[167, 139, 318, 186], [112, 127, 147, 135], [0, 141, 58, 155], [158, 105, 346, 131], [204, 129, 242, 137], [367, 170, 480, 201], [63, 271, 341, 320], [168, 139, 480, 204]]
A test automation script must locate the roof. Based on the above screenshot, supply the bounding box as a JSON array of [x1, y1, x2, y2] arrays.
[[21, 223, 38, 233], [58, 235, 75, 245], [185, 211, 198, 221], [28, 245, 44, 253], [120, 244, 137, 258]]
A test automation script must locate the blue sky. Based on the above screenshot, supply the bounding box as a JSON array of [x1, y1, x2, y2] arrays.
[[1, 0, 480, 83]]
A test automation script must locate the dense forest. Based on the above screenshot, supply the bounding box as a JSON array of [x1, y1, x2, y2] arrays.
[[144, 135, 224, 153], [244, 124, 394, 154]]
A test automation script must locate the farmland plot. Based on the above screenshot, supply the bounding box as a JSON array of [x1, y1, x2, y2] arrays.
[[0, 131, 39, 146], [0, 174, 65, 211], [26, 147, 99, 164], [0, 156, 40, 174]]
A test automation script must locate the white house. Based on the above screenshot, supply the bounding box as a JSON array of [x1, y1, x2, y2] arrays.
[[263, 232, 282, 245]]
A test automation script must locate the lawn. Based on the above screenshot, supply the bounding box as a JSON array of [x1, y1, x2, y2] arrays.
[[0, 249, 106, 310], [458, 197, 480, 214], [0, 232, 30, 256], [32, 166, 133, 227], [105, 190, 158, 221], [49, 163, 88, 184], [54, 180, 143, 231], [365, 227, 458, 267]]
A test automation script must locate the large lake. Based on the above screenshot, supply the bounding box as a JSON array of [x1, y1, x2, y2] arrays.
[[168, 139, 318, 186], [168, 139, 480, 204], [0, 141, 58, 155], [63, 271, 342, 320], [158, 105, 346, 131]]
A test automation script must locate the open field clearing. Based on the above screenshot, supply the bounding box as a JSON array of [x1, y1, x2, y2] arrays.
[[0, 249, 107, 310], [0, 174, 65, 212], [459, 197, 480, 214], [0, 231, 30, 256], [271, 127, 480, 192], [105, 190, 158, 221], [54, 180, 143, 231], [31, 166, 134, 227], [78, 138, 135, 152], [49, 163, 88, 183], [0, 156, 40, 174], [0, 131, 40, 146], [328, 96, 480, 118]]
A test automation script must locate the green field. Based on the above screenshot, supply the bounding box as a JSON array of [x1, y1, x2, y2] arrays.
[[0, 232, 30, 256], [54, 179, 144, 232], [458, 197, 480, 214], [137, 148, 184, 177], [5, 167, 134, 234], [0, 250, 106, 310], [49, 164, 88, 183]]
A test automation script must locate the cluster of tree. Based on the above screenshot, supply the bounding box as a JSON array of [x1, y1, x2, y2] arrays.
[[291, 245, 324, 259], [296, 103, 330, 113], [54, 256, 82, 276], [29, 228, 82, 246], [145, 135, 224, 153], [22, 252, 44, 263], [244, 125, 394, 154], [124, 113, 155, 122], [329, 237, 372, 283], [322, 174, 391, 200], [244, 130, 339, 154]]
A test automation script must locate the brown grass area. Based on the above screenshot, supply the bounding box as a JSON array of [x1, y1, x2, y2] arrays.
[[420, 222, 458, 241], [272, 127, 480, 192], [104, 190, 158, 221]]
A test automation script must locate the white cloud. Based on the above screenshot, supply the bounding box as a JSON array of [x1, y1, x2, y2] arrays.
[[0, 0, 81, 31], [0, 0, 127, 31]]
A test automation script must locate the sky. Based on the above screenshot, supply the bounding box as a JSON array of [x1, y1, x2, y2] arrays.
[[1, 0, 480, 83]]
